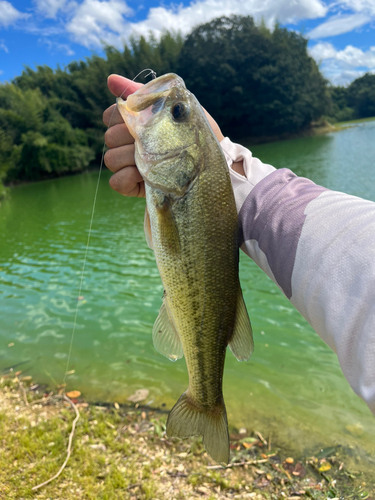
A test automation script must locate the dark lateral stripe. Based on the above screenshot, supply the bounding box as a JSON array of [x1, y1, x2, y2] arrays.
[[238, 168, 328, 299]]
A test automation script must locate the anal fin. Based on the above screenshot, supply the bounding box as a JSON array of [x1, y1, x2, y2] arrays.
[[228, 291, 254, 361], [152, 300, 183, 361]]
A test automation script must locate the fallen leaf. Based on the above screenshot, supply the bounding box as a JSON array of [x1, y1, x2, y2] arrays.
[[127, 389, 149, 403], [66, 390, 81, 399], [318, 462, 332, 472], [114, 402, 120, 410], [243, 442, 255, 449]]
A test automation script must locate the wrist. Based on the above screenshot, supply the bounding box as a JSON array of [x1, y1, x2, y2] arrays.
[[231, 160, 245, 177]]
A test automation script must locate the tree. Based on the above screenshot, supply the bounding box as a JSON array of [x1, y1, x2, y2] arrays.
[[176, 16, 329, 138], [0, 84, 93, 182], [347, 73, 375, 119]]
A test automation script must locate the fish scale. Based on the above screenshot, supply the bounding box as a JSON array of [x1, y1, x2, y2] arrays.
[[117, 73, 254, 464]]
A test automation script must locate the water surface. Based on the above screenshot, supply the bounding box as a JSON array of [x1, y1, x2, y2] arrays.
[[1, 121, 375, 472]]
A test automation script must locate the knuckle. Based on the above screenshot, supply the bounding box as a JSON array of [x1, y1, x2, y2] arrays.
[[102, 108, 110, 126], [104, 149, 114, 168], [104, 128, 114, 148], [109, 174, 121, 192]]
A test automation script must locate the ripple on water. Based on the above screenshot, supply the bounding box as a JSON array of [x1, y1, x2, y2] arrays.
[[0, 159, 375, 474]]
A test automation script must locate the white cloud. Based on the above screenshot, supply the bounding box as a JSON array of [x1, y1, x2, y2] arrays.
[[0, 1, 29, 27], [0, 40, 8, 52], [64, 0, 328, 48], [131, 0, 328, 39], [309, 41, 375, 84], [33, 0, 78, 18], [336, 0, 375, 15], [308, 12, 371, 38], [66, 0, 133, 47], [39, 38, 75, 55], [34, 0, 68, 18]]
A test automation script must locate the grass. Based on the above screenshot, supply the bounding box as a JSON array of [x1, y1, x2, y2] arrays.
[[0, 374, 372, 500]]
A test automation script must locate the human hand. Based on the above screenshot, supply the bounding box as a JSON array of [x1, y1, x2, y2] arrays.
[[103, 74, 243, 198], [103, 75, 145, 197]]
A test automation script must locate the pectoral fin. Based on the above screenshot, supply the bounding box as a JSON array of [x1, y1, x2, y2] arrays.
[[228, 292, 254, 361], [144, 205, 153, 250], [152, 300, 183, 361]]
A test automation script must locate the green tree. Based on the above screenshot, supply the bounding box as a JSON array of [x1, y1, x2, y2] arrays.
[[0, 84, 93, 182], [176, 15, 329, 138], [347, 73, 375, 118], [327, 86, 354, 122]]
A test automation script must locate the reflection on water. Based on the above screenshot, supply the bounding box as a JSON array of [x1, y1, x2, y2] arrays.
[[1, 121, 375, 473]]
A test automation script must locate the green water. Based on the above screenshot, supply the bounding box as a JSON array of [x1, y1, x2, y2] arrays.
[[1, 121, 375, 472]]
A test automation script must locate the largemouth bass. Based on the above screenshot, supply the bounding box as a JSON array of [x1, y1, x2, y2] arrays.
[[117, 73, 253, 465]]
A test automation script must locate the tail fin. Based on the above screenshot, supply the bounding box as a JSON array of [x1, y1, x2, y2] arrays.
[[166, 392, 229, 465]]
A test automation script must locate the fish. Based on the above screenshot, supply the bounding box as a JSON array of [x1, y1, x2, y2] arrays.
[[117, 73, 253, 465]]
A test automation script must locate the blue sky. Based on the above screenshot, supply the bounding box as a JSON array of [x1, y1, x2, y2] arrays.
[[0, 0, 374, 85]]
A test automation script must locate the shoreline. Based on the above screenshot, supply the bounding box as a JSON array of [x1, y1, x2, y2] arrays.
[[0, 374, 371, 499], [2, 116, 375, 199]]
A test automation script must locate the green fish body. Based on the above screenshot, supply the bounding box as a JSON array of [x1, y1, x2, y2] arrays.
[[117, 74, 253, 464]]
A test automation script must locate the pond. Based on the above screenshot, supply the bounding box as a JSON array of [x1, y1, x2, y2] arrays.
[[1, 120, 375, 474]]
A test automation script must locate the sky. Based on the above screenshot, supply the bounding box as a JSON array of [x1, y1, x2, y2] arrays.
[[0, 0, 374, 86]]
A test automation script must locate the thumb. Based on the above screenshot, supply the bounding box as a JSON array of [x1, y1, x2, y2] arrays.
[[107, 74, 143, 99]]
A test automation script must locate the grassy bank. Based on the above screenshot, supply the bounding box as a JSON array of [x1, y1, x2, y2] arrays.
[[0, 375, 371, 500]]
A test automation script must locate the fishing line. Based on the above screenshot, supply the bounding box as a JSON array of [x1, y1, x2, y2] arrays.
[[63, 68, 157, 385]]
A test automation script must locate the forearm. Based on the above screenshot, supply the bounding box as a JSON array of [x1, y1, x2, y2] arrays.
[[221, 137, 375, 415]]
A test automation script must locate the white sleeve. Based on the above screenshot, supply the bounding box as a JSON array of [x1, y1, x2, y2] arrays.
[[221, 137, 375, 416]]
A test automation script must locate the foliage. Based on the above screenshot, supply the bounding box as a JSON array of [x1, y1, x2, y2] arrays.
[[0, 19, 374, 191], [347, 73, 375, 119], [0, 84, 93, 182], [176, 16, 330, 138], [328, 73, 375, 122]]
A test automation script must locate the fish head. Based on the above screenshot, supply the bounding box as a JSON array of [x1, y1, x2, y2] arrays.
[[117, 73, 207, 196]]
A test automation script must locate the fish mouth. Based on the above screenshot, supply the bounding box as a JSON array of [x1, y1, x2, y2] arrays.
[[126, 73, 186, 112], [117, 73, 192, 157], [118, 73, 186, 117]]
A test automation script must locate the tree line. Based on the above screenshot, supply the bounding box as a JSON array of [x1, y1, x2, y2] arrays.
[[0, 15, 374, 196]]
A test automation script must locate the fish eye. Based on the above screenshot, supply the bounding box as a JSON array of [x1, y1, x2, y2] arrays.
[[172, 102, 189, 121], [151, 98, 164, 114]]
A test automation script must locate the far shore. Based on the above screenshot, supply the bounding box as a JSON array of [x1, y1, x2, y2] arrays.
[[1, 115, 375, 202]]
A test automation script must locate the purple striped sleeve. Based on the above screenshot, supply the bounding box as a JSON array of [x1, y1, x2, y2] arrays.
[[238, 168, 328, 299]]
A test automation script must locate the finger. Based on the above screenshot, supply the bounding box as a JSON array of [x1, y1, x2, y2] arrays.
[[108, 74, 143, 99], [105, 123, 134, 148], [109, 167, 145, 198], [104, 144, 135, 173], [103, 104, 124, 127], [202, 106, 224, 142]]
